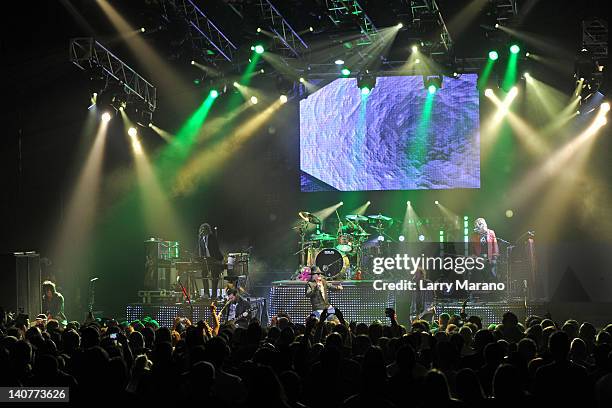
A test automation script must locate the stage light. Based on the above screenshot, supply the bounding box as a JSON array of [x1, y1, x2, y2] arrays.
[[398, 235, 405, 242], [397, 22, 403, 28], [260, 69, 265, 73], [210, 89, 219, 99], [335, 59, 345, 65], [233, 81, 239, 87], [377, 235, 385, 242], [279, 95, 288, 103], [407, 201, 411, 205], [191, 60, 195, 65], [434, 200, 439, 205], [424, 75, 442, 94], [495, 23, 500, 29], [254, 45, 265, 54], [509, 86, 518, 97], [525, 52, 530, 57], [148, 122, 153, 128], [428, 85, 437, 94], [489, 50, 499, 60], [415, 58, 421, 64], [339, 201, 344, 206], [128, 127, 137, 137], [341, 68, 351, 76], [505, 209, 514, 218], [101, 112, 112, 123], [452, 72, 459, 78], [250, 96, 258, 104], [418, 234, 425, 242], [601, 102, 610, 112], [510, 44, 520, 54], [309, 26, 314, 32], [484, 88, 494, 97], [366, 201, 371, 205], [361, 87, 370, 95], [524, 72, 531, 79], [412, 45, 418, 53], [140, 27, 146, 33], [299, 77, 305, 83], [256, 27, 262, 33]]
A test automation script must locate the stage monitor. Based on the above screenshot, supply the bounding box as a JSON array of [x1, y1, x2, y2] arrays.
[[300, 74, 480, 192]]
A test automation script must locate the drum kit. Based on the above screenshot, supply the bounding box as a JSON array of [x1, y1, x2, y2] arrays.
[[295, 210, 394, 280]]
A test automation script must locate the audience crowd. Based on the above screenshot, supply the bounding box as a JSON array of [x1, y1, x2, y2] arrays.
[[1, 306, 612, 407]]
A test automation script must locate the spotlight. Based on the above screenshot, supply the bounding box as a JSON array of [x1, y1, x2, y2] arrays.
[[335, 59, 345, 65], [339, 201, 344, 206], [280, 95, 288, 103], [601, 102, 610, 112], [524, 72, 531, 79], [452, 72, 459, 78], [256, 27, 262, 33], [418, 234, 425, 242], [423, 75, 442, 93], [509, 86, 518, 97], [366, 201, 371, 205], [254, 45, 265, 54], [495, 23, 500, 29], [341, 68, 351, 76], [398, 235, 405, 242], [434, 200, 439, 205], [233, 81, 239, 87], [140, 27, 146, 33], [101, 112, 112, 123], [357, 73, 376, 93], [191, 60, 195, 65], [407, 200, 411, 205], [484, 88, 494, 97], [260, 69, 265, 73], [397, 22, 403, 28], [128, 127, 137, 137], [415, 58, 421, 64], [299, 77, 305, 83], [148, 122, 153, 128], [250, 96, 258, 104], [412, 45, 418, 53], [489, 50, 499, 60], [377, 235, 385, 242], [510, 44, 520, 54], [309, 26, 314, 32], [525, 52, 530, 57], [210, 89, 219, 99], [505, 209, 514, 218]]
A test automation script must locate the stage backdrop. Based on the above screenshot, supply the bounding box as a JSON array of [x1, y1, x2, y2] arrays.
[[300, 74, 480, 192]]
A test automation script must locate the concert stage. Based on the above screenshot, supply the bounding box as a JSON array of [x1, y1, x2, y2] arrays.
[[268, 280, 396, 324], [125, 297, 267, 328]]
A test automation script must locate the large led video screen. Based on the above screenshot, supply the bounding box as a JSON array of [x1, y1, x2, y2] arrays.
[[300, 74, 480, 192]]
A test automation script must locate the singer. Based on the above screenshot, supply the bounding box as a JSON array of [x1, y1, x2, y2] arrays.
[[305, 266, 343, 319], [196, 222, 224, 299], [470, 218, 500, 281]]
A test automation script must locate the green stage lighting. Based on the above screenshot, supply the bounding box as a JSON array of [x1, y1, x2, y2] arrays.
[[210, 89, 219, 99], [428, 85, 437, 94], [341, 68, 351, 76], [489, 50, 499, 60], [254, 45, 265, 54], [361, 87, 370, 95], [510, 44, 520, 54]]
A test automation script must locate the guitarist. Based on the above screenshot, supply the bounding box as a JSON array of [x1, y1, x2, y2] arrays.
[[224, 288, 252, 328], [197, 223, 224, 299]]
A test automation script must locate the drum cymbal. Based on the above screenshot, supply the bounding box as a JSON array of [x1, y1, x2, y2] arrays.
[[309, 233, 336, 241], [346, 214, 368, 222], [299, 211, 321, 224], [368, 214, 393, 223]]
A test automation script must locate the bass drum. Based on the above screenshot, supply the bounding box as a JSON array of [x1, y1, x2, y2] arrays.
[[315, 248, 349, 278]]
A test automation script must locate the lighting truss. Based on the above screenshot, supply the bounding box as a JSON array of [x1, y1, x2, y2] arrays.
[[258, 0, 309, 58], [410, 0, 453, 53], [69, 37, 157, 114], [491, 0, 518, 26], [162, 0, 237, 63], [582, 19, 608, 59], [326, 0, 378, 45]]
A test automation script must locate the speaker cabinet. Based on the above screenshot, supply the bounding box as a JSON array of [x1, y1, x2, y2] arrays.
[[0, 252, 42, 317]]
